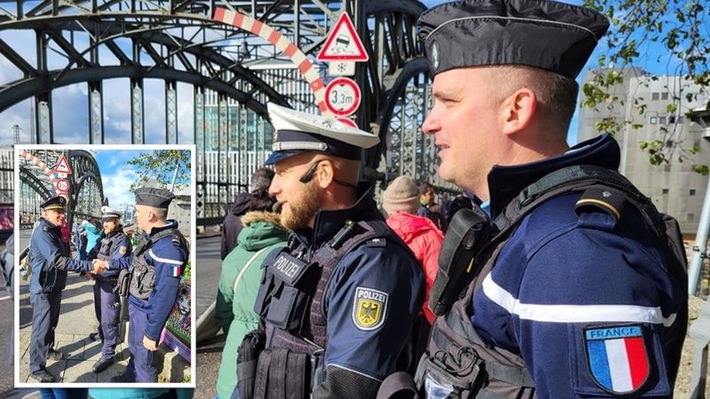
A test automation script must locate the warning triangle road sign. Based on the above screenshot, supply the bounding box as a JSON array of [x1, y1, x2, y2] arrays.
[[317, 13, 369, 62], [54, 154, 72, 175]]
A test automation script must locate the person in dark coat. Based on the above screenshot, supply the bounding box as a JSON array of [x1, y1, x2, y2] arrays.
[[28, 196, 96, 382], [220, 168, 275, 260]]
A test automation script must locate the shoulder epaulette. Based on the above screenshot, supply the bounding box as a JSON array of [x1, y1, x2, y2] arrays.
[[575, 187, 626, 222]]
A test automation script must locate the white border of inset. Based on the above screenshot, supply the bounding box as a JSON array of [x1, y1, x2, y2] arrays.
[[14, 143, 197, 389]]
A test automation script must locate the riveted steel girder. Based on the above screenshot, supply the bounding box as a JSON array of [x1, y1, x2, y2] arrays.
[[18, 149, 105, 227], [2, 0, 448, 221]]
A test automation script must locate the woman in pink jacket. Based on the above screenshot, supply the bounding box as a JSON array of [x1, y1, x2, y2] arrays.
[[382, 175, 443, 324]]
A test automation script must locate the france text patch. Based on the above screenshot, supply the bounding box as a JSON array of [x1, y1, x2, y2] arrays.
[[352, 287, 388, 331], [584, 325, 650, 394]]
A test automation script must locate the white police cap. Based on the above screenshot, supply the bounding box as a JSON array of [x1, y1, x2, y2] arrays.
[[265, 103, 380, 165], [101, 206, 122, 220]]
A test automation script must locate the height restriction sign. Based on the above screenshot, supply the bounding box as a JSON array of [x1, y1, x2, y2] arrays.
[[56, 178, 70, 193], [324, 77, 361, 117]]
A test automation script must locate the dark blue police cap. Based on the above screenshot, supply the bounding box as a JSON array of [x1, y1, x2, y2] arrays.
[[417, 0, 609, 78], [41, 195, 67, 211], [134, 187, 175, 209], [265, 103, 380, 165]]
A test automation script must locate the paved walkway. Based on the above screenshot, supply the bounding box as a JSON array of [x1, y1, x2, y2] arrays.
[[17, 273, 191, 386], [18, 274, 132, 384]]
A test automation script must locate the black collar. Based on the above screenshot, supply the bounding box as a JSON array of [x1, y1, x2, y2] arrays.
[[293, 185, 384, 249], [488, 133, 621, 218]]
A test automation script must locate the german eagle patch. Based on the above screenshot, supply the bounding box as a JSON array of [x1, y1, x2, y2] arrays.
[[352, 287, 388, 331], [119, 246, 127, 255], [584, 325, 650, 394]]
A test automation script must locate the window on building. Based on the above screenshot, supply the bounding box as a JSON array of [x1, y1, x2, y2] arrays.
[[662, 188, 669, 195], [690, 189, 696, 196], [678, 116, 685, 123], [652, 92, 660, 100], [659, 116, 667, 124], [650, 116, 658, 124], [661, 92, 669, 100], [669, 115, 676, 124]]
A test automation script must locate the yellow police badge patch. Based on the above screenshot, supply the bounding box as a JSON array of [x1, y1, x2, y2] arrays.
[[119, 246, 127, 255], [352, 287, 388, 331]]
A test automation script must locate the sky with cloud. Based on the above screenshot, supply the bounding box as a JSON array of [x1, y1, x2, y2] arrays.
[[0, 0, 688, 147], [96, 150, 142, 209], [93, 149, 191, 210], [0, 28, 196, 146]]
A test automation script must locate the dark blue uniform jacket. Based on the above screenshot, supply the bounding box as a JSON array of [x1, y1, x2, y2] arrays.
[[285, 187, 424, 397], [472, 134, 686, 398], [30, 218, 93, 294], [110, 220, 188, 341]]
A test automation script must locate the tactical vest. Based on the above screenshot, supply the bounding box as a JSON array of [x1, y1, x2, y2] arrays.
[[243, 219, 399, 398], [414, 165, 688, 399], [96, 230, 128, 280], [129, 227, 187, 301]]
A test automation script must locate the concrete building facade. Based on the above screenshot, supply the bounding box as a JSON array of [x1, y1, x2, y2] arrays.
[[577, 69, 710, 236]]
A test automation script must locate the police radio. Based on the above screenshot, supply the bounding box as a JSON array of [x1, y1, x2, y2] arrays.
[[429, 205, 494, 315]]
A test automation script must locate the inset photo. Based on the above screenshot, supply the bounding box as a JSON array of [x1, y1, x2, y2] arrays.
[[15, 145, 196, 388]]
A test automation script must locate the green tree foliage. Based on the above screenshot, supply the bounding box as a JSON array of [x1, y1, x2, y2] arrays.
[[581, 0, 709, 174], [126, 150, 191, 190]]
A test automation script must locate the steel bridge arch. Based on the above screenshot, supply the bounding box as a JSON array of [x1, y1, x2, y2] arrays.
[[67, 150, 105, 226], [1, 0, 444, 223], [19, 167, 53, 200], [18, 150, 105, 228]]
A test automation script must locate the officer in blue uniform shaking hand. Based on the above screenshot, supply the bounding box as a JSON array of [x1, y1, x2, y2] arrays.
[[29, 195, 97, 382], [94, 187, 189, 383], [236, 103, 424, 399], [412, 0, 688, 397], [87, 205, 132, 373]]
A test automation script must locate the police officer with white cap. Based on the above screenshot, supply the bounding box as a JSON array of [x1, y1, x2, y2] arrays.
[[412, 0, 688, 397], [28, 195, 96, 382], [86, 205, 132, 373], [94, 187, 189, 382], [237, 103, 424, 399]]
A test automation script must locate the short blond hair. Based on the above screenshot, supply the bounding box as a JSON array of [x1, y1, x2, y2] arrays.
[[483, 66, 578, 135]]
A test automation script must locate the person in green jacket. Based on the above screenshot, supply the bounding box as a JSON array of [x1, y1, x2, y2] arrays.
[[215, 186, 288, 399]]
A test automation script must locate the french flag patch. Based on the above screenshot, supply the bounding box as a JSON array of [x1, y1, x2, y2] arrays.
[[170, 265, 181, 278], [584, 325, 650, 394]]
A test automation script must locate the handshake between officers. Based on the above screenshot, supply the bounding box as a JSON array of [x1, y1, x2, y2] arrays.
[[93, 187, 189, 383]]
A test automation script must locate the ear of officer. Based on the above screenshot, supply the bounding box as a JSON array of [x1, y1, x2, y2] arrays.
[[256, 103, 425, 399], [414, 1, 685, 399], [418, 0, 609, 203]]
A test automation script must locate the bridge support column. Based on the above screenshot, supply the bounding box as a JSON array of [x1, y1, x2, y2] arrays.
[[131, 78, 145, 144]]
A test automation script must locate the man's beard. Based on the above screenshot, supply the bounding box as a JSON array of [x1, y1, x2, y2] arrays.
[[281, 180, 322, 231]]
